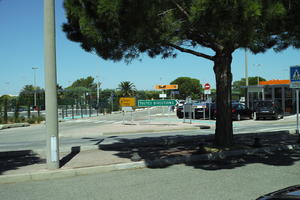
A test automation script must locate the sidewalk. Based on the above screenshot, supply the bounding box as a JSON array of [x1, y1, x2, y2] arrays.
[[0, 124, 299, 184]]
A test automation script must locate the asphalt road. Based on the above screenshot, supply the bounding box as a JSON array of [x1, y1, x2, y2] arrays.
[[1, 150, 300, 200], [0, 110, 297, 152]]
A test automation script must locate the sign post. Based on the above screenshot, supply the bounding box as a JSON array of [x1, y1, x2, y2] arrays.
[[290, 66, 300, 142], [204, 83, 211, 120], [119, 98, 136, 124]]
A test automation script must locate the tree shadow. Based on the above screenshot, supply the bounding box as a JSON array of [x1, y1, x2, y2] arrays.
[[190, 149, 300, 170], [0, 150, 45, 175], [84, 131, 300, 170]]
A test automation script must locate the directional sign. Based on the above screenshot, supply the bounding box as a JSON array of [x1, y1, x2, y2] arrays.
[[138, 99, 177, 107], [119, 97, 136, 107], [204, 83, 211, 90], [155, 85, 178, 90], [290, 66, 300, 88]]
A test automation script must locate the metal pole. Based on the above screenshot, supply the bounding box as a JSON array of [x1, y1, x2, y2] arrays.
[[32, 67, 38, 108], [148, 107, 151, 122], [296, 90, 299, 135], [111, 93, 114, 113], [245, 49, 249, 108], [122, 110, 125, 124], [44, 0, 59, 169], [209, 102, 211, 120], [97, 81, 100, 108]]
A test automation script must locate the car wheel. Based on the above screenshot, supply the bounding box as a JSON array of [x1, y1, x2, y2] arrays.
[[280, 114, 284, 119], [274, 114, 279, 120]]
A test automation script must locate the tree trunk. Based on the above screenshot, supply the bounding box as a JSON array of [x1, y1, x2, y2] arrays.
[[213, 51, 233, 147]]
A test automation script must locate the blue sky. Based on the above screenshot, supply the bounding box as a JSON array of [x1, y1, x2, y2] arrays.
[[0, 0, 299, 96]]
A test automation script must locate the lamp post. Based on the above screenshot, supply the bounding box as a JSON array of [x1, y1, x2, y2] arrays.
[[32, 67, 38, 108], [96, 76, 100, 109], [44, 0, 59, 169], [253, 64, 262, 85], [253, 64, 262, 100], [245, 49, 249, 107]]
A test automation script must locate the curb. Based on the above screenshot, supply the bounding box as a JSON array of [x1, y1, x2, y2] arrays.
[[102, 126, 199, 136], [0, 143, 299, 184], [0, 123, 30, 130], [0, 162, 145, 184]]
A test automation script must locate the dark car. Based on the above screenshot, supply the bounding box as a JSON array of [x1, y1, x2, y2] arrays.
[[194, 103, 215, 119], [256, 185, 300, 199], [231, 102, 253, 121], [255, 100, 284, 120], [212, 102, 252, 120], [176, 102, 215, 120], [176, 102, 200, 119]]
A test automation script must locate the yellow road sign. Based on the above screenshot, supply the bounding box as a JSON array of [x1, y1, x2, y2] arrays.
[[155, 85, 178, 90], [119, 97, 136, 107]]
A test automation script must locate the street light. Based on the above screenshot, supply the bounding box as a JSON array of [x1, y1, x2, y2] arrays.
[[96, 76, 100, 109], [32, 67, 39, 108], [253, 64, 262, 85], [245, 49, 249, 107]]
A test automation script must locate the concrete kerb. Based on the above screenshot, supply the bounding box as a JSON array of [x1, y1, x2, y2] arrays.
[[0, 162, 146, 184], [0, 123, 30, 130], [1, 143, 300, 184]]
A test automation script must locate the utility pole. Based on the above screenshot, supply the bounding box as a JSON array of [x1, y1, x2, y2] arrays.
[[44, 0, 59, 169], [32, 67, 38, 108], [245, 49, 249, 107], [96, 76, 100, 109]]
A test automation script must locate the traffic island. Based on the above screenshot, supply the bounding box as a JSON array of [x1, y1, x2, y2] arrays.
[[1, 130, 300, 184], [0, 123, 30, 130]]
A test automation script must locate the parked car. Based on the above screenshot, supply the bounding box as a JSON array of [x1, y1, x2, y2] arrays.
[[231, 102, 253, 121], [194, 102, 215, 119], [176, 102, 197, 119], [254, 100, 284, 120], [256, 185, 300, 199], [176, 102, 215, 120], [213, 102, 253, 121]]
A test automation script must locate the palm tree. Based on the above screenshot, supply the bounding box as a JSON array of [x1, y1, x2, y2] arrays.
[[118, 81, 136, 97]]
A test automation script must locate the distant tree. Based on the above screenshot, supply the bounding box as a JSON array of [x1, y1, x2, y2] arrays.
[[70, 76, 97, 91], [0, 95, 11, 123], [63, 0, 288, 147], [170, 77, 202, 100], [232, 76, 267, 97], [136, 90, 160, 100], [118, 81, 136, 97], [19, 85, 35, 118]]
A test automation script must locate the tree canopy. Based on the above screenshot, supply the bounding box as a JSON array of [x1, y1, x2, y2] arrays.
[[170, 77, 202, 100], [69, 76, 97, 90], [63, 0, 294, 147], [118, 81, 136, 97], [232, 76, 267, 96]]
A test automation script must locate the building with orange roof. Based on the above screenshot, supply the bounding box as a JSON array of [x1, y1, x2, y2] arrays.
[[242, 79, 295, 114]]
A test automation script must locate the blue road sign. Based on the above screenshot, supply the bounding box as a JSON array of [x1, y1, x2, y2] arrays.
[[290, 66, 300, 88]]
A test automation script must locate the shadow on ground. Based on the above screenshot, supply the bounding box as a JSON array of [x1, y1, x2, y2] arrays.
[[60, 146, 81, 168], [85, 130, 300, 170], [0, 150, 45, 175]]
